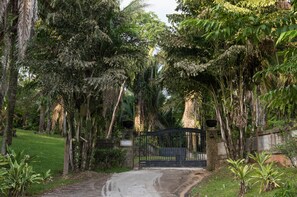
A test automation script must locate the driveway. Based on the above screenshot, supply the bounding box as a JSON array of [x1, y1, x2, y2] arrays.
[[42, 168, 208, 197]]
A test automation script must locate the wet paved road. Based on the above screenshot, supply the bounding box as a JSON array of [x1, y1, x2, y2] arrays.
[[42, 168, 208, 197]]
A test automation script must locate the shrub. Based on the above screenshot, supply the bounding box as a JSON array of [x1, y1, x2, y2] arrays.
[[250, 152, 282, 193], [227, 152, 283, 196], [94, 148, 126, 169], [276, 136, 297, 167], [0, 148, 51, 197], [227, 158, 253, 197]]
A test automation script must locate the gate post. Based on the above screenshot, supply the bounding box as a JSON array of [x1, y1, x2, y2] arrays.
[[120, 129, 134, 169], [206, 127, 219, 171]]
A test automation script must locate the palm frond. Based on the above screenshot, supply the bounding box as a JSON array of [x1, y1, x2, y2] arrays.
[[32, 0, 38, 23], [122, 0, 148, 16], [17, 0, 36, 59], [174, 45, 246, 77], [0, 0, 10, 23]]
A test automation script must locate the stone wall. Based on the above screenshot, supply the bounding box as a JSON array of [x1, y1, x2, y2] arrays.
[[217, 130, 297, 159]]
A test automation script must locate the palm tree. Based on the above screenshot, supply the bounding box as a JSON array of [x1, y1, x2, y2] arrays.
[[1, 0, 38, 154], [26, 0, 150, 174], [161, 0, 295, 159]]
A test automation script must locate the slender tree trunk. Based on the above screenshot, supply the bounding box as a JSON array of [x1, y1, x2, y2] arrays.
[[1, 22, 18, 154], [0, 10, 11, 136], [238, 65, 245, 158], [68, 111, 74, 171], [1, 59, 18, 154], [63, 130, 70, 176], [63, 112, 71, 176], [211, 86, 233, 159], [1, 0, 21, 154], [59, 102, 64, 134], [134, 93, 145, 133], [39, 104, 46, 132], [46, 108, 51, 133], [88, 118, 97, 170], [81, 98, 90, 170], [5, 58, 18, 146], [106, 81, 125, 139]]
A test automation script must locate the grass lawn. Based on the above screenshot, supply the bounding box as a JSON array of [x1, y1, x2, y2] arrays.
[[191, 165, 297, 197], [1, 129, 132, 196], [0, 129, 73, 195]]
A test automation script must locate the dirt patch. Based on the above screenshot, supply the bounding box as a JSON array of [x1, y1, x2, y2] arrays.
[[179, 170, 210, 197], [156, 169, 209, 197], [42, 171, 111, 197]]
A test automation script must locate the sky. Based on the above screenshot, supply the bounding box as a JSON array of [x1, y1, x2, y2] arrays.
[[121, 0, 178, 24]]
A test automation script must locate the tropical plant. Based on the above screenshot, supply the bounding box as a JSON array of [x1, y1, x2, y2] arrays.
[[227, 158, 253, 197], [131, 12, 167, 133], [162, 0, 296, 160], [0, 148, 51, 197], [250, 152, 282, 193], [257, 28, 297, 121], [26, 0, 152, 175]]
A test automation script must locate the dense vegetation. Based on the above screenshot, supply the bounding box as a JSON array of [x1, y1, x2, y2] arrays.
[[161, 0, 297, 159], [0, 0, 297, 196]]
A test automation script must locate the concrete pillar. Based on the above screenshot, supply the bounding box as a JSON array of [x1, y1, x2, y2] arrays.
[[206, 128, 219, 171], [122, 146, 134, 169], [120, 130, 134, 169]]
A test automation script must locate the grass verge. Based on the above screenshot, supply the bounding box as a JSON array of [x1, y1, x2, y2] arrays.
[[191, 165, 297, 197], [1, 129, 67, 195]]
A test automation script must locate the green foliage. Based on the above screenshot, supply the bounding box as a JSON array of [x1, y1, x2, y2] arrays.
[[259, 55, 297, 115], [94, 148, 126, 169], [14, 79, 40, 130], [3, 129, 74, 195], [0, 148, 51, 197], [227, 152, 283, 195], [26, 0, 152, 172], [164, 0, 297, 160], [276, 137, 297, 167], [227, 158, 253, 196], [191, 166, 297, 197], [273, 182, 297, 197], [250, 152, 282, 193], [276, 30, 297, 46]]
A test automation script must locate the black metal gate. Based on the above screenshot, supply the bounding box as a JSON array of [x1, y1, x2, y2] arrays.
[[138, 128, 206, 168]]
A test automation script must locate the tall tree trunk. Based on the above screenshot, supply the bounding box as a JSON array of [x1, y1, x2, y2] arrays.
[[1, 59, 18, 154], [39, 104, 46, 132], [134, 93, 145, 133], [238, 65, 245, 158], [63, 112, 73, 176], [0, 10, 11, 135], [63, 120, 70, 176], [5, 58, 18, 146], [211, 87, 232, 159], [46, 105, 51, 133], [182, 95, 196, 151], [106, 81, 125, 139], [1, 13, 18, 154]]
